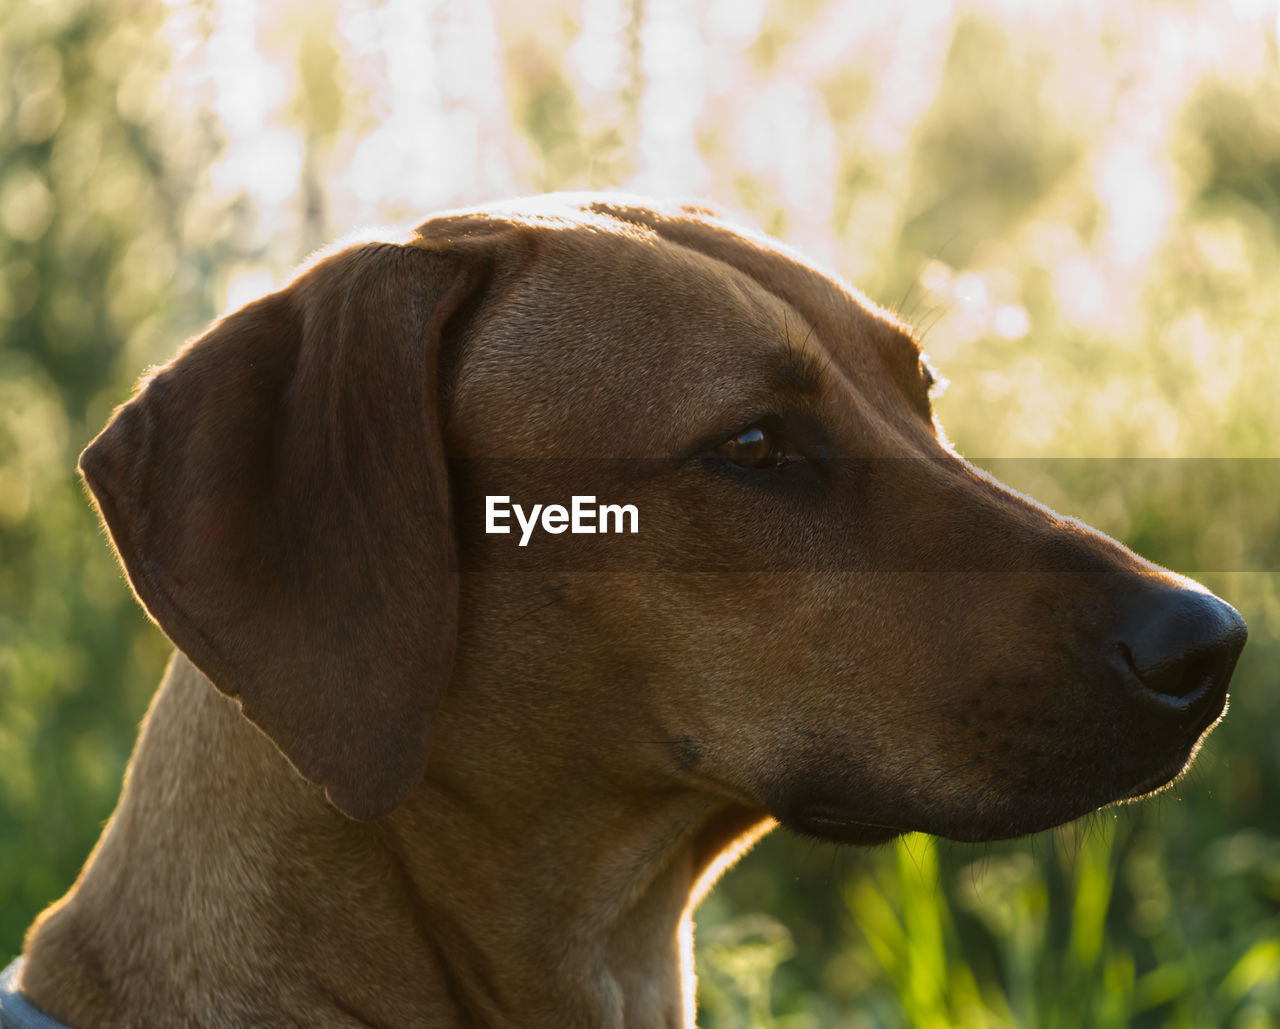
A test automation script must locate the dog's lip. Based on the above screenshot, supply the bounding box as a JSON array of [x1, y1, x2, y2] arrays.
[[782, 804, 908, 845], [780, 697, 1227, 840], [1115, 759, 1191, 803], [810, 815, 904, 839], [1114, 698, 1228, 802]]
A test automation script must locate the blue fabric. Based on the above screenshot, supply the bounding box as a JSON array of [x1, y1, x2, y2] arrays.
[[0, 960, 74, 1029]]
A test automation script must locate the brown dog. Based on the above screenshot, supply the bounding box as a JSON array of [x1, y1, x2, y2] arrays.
[[10, 195, 1245, 1027]]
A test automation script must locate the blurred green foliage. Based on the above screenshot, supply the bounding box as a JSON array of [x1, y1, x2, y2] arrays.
[[0, 1, 177, 957], [2, 0, 1279, 1025]]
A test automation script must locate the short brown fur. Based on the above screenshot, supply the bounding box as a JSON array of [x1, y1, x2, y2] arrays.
[[16, 194, 1243, 1027]]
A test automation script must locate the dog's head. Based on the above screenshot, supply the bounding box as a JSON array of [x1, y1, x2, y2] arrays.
[[80, 194, 1246, 841]]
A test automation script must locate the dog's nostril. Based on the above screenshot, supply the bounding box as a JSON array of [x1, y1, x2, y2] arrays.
[[1118, 588, 1247, 703]]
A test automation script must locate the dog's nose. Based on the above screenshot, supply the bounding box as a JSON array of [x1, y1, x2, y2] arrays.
[[1117, 588, 1247, 706]]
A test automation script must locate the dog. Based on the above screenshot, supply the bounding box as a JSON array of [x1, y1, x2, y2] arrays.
[[4, 194, 1246, 1027]]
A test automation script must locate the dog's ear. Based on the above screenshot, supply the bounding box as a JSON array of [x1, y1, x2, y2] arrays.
[[80, 242, 485, 820]]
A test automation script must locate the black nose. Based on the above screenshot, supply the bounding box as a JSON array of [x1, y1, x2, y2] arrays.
[[1117, 588, 1247, 708]]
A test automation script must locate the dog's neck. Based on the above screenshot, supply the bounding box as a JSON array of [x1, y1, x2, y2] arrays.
[[21, 653, 768, 1028]]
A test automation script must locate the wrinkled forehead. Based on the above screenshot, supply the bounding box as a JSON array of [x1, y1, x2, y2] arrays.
[[447, 215, 919, 458]]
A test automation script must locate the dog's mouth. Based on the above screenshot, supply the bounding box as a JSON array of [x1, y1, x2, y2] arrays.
[[1113, 702, 1227, 803], [775, 698, 1227, 847], [1114, 756, 1196, 804], [1101, 685, 1229, 807], [780, 805, 906, 846]]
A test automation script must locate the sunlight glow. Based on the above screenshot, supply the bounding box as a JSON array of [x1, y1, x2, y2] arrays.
[[136, 0, 1279, 460], [680, 816, 776, 1028], [636, 0, 708, 195]]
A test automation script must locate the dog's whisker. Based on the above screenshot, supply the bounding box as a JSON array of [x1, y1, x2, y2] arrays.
[[894, 276, 922, 324], [915, 303, 952, 344]]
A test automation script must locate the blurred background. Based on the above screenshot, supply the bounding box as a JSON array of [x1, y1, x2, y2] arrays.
[[2, 0, 1279, 1024]]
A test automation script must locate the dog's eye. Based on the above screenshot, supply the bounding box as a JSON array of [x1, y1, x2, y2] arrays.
[[717, 426, 772, 467], [715, 423, 800, 469]]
